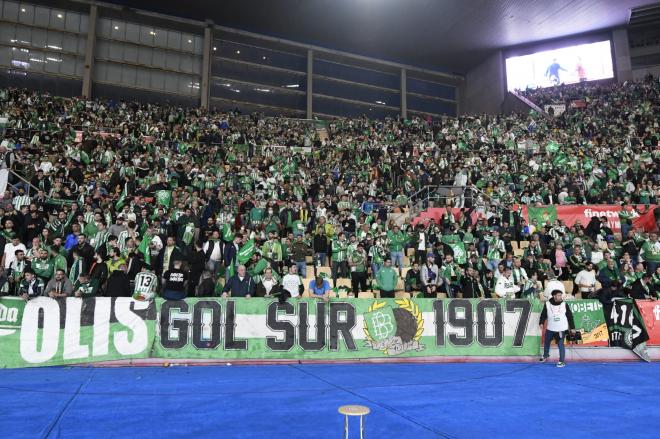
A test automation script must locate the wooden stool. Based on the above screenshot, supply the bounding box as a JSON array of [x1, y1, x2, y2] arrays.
[[338, 405, 370, 439]]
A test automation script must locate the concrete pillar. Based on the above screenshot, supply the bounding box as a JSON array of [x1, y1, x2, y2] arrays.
[[81, 4, 97, 98], [201, 26, 212, 108], [400, 68, 407, 119], [306, 49, 313, 119], [612, 28, 633, 82]]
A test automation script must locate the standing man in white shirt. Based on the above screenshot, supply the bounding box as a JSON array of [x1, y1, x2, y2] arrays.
[[543, 276, 565, 301], [281, 264, 303, 299], [574, 261, 597, 299], [2, 236, 27, 270]]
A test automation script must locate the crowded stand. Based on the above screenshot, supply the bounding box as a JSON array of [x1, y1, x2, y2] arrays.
[[0, 77, 658, 303]]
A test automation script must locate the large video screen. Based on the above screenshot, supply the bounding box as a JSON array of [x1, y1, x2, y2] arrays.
[[505, 40, 614, 91]]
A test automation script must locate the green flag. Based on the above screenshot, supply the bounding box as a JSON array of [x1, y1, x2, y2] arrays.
[[546, 140, 560, 154], [248, 259, 268, 277], [237, 239, 256, 264], [222, 223, 234, 242], [450, 241, 467, 265], [552, 153, 568, 167], [137, 236, 151, 265], [527, 206, 557, 226], [156, 190, 172, 207], [115, 187, 128, 210], [80, 150, 91, 165]]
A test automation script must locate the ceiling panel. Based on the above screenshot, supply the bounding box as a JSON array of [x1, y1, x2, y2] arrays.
[[101, 0, 660, 73]]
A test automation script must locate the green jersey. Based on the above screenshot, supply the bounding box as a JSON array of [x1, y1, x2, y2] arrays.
[[74, 279, 99, 297], [640, 240, 660, 263], [376, 266, 399, 291], [133, 271, 158, 301], [331, 239, 348, 262], [387, 231, 407, 252], [32, 258, 54, 280], [350, 250, 367, 273]]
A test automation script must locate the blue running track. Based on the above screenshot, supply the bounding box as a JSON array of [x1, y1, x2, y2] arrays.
[[1, 362, 658, 438]]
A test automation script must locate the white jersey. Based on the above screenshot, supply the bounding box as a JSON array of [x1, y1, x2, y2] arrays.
[[133, 271, 158, 301], [495, 275, 520, 298], [545, 301, 569, 332]]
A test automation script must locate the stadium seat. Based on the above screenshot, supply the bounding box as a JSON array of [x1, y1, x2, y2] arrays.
[[358, 292, 375, 299], [395, 291, 411, 299]]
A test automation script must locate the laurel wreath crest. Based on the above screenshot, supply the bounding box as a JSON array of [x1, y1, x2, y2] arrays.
[[363, 299, 424, 343]]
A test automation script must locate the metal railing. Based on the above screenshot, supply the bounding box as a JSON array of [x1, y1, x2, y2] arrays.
[[8, 169, 39, 197], [510, 91, 554, 119], [407, 185, 488, 215]]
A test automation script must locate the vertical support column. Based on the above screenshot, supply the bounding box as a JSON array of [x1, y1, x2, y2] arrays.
[[400, 68, 407, 120], [455, 84, 461, 116], [81, 4, 97, 98], [306, 49, 313, 119], [612, 28, 632, 82], [201, 26, 212, 109]]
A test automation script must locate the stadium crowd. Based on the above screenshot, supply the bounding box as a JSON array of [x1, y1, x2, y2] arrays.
[[0, 76, 658, 303]]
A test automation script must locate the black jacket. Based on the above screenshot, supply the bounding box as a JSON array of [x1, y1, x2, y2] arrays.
[[222, 275, 256, 297], [629, 279, 651, 300], [156, 246, 184, 275], [460, 276, 484, 299], [106, 270, 131, 297]]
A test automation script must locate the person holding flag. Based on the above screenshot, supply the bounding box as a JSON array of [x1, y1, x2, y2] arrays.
[[224, 234, 242, 279]]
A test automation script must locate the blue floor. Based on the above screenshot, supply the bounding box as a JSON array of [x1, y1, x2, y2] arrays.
[[1, 362, 659, 438]]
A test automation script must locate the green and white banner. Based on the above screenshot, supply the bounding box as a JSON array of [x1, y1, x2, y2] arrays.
[[0, 297, 155, 368], [0, 297, 544, 368]]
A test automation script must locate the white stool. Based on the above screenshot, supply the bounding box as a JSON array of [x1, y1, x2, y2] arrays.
[[338, 405, 370, 439]]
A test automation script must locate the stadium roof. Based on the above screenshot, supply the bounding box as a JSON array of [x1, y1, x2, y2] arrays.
[[100, 0, 659, 73]]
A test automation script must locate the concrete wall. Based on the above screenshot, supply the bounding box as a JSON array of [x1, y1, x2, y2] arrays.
[[501, 92, 534, 115], [632, 65, 660, 80], [612, 28, 633, 82], [460, 50, 506, 115]]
